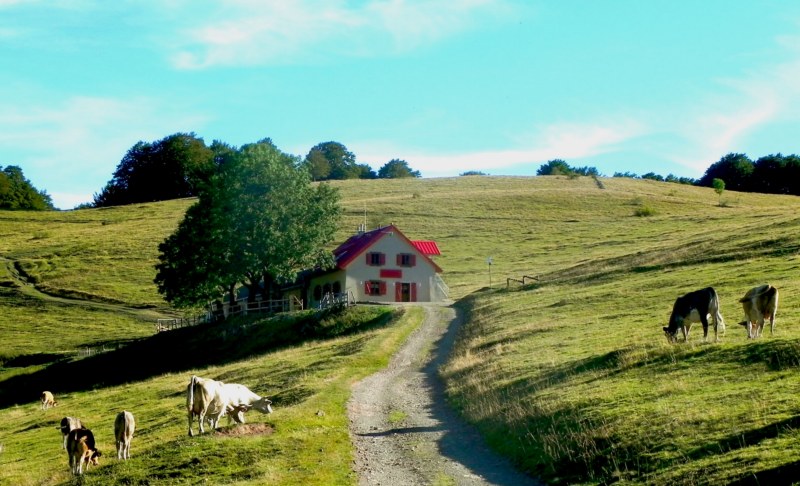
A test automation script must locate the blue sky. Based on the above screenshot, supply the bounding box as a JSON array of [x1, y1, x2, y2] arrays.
[[2, 1, 800, 209]]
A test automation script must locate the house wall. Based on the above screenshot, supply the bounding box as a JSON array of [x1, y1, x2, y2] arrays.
[[307, 269, 346, 309], [344, 231, 439, 303]]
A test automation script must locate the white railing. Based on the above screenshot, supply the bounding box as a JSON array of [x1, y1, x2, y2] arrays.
[[318, 290, 356, 310]]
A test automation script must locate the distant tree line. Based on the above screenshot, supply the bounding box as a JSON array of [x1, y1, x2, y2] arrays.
[[537, 152, 800, 196], [0, 165, 54, 210], [695, 152, 800, 195], [93, 135, 421, 208]]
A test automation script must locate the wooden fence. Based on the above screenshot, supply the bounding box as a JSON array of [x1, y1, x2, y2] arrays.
[[155, 296, 305, 333], [506, 274, 540, 289]]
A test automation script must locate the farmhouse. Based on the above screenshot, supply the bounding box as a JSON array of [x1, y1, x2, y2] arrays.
[[299, 224, 447, 308]]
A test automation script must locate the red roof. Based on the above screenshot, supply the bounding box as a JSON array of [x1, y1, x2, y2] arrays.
[[333, 225, 442, 273], [411, 240, 441, 256]]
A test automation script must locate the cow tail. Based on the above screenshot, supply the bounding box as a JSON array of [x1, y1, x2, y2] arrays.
[[189, 375, 197, 410], [713, 289, 725, 332]]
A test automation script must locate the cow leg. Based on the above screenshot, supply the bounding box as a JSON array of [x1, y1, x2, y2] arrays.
[[769, 313, 776, 336], [700, 313, 710, 342], [188, 411, 195, 437]]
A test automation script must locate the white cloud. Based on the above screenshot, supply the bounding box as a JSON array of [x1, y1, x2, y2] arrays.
[[353, 119, 646, 176], [170, 0, 515, 69], [0, 96, 208, 209]]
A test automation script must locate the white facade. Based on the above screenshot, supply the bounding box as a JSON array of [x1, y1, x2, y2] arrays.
[[306, 227, 443, 308]]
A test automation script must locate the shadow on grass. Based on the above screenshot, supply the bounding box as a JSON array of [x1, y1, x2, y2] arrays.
[[0, 306, 398, 409], [727, 460, 800, 485]]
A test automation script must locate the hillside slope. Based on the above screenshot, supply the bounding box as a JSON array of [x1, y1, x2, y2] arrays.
[[2, 175, 800, 484]]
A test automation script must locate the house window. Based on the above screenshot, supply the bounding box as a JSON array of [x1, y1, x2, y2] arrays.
[[332, 281, 341, 294], [313, 285, 322, 300], [366, 252, 385, 266], [365, 280, 386, 296], [397, 253, 416, 267]]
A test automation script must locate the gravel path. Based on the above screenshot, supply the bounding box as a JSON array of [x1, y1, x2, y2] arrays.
[[348, 304, 540, 485]]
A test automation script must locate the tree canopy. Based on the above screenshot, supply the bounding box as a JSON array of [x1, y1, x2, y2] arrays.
[[378, 159, 421, 178], [697, 153, 754, 191], [0, 165, 54, 210], [155, 139, 341, 309], [93, 133, 216, 207]]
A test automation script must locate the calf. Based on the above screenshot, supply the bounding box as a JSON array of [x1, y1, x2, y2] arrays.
[[40, 391, 57, 410], [739, 284, 779, 339], [59, 417, 82, 449], [663, 287, 725, 343], [114, 411, 135, 460], [66, 427, 101, 475]]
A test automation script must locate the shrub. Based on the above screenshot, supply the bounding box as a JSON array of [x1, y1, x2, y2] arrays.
[[633, 203, 657, 217]]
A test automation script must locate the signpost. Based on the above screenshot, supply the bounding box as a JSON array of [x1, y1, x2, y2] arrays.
[[487, 256, 493, 288]]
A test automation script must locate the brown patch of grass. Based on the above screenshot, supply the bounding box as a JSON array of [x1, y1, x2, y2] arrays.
[[215, 423, 275, 437]]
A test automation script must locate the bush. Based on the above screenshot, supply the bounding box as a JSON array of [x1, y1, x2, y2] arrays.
[[633, 203, 657, 217]]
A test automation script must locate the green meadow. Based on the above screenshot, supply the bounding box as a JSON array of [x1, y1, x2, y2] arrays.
[[2, 175, 800, 484]]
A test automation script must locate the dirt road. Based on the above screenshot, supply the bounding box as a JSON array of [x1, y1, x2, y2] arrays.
[[348, 304, 540, 485]]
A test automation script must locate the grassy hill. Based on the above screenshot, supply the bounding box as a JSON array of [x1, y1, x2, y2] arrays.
[[2, 175, 800, 484]]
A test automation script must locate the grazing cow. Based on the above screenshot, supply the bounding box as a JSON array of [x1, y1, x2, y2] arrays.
[[663, 287, 725, 343], [738, 284, 779, 339], [40, 391, 57, 410], [186, 375, 274, 436], [59, 417, 82, 450], [114, 411, 135, 460], [66, 427, 101, 475]]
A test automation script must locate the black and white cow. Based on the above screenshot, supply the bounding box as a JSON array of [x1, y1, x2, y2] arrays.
[[663, 287, 725, 343]]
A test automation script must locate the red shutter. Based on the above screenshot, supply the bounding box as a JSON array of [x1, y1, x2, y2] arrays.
[[411, 283, 418, 302], [410, 255, 416, 267], [379, 253, 386, 265], [364, 281, 371, 295], [366, 253, 371, 265], [396, 254, 402, 266], [379, 281, 387, 296], [395, 282, 402, 301]]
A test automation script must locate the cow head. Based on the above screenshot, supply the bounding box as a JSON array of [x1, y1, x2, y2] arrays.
[[663, 327, 678, 343], [90, 449, 102, 466], [253, 397, 273, 414]]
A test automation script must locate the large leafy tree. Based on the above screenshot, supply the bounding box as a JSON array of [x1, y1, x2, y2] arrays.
[[94, 132, 215, 207], [378, 159, 421, 178], [301, 141, 366, 180], [0, 165, 54, 210], [155, 139, 341, 309], [697, 153, 754, 191], [536, 159, 573, 176]]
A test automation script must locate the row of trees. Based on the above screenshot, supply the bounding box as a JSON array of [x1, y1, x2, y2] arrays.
[[94, 135, 421, 207], [536, 159, 697, 185], [696, 153, 800, 195], [154, 139, 340, 309], [0, 166, 54, 210]]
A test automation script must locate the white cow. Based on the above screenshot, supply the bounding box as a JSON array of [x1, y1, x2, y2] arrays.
[[739, 284, 779, 338], [41, 391, 57, 410], [59, 417, 82, 449], [186, 375, 273, 436], [114, 410, 136, 460]]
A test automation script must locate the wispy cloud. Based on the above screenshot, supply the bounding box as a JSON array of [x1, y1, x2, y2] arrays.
[[354, 118, 646, 176], [668, 42, 800, 172], [170, 0, 516, 69], [0, 96, 208, 208]]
